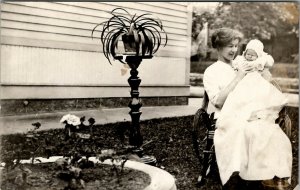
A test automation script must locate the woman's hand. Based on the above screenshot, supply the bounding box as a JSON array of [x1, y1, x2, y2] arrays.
[[240, 61, 256, 72], [236, 62, 255, 79]]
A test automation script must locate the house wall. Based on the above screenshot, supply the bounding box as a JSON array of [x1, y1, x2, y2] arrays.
[[0, 2, 192, 115]]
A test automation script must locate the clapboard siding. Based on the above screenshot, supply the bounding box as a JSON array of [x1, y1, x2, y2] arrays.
[[0, 2, 191, 104], [59, 2, 187, 17], [1, 20, 186, 45], [1, 2, 189, 55], [1, 6, 187, 36], [138, 2, 187, 12], [0, 1, 191, 62], [2, 3, 188, 31], [1, 12, 187, 36], [6, 2, 188, 25]]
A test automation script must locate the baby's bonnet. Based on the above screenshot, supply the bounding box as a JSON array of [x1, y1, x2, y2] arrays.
[[244, 39, 266, 57]]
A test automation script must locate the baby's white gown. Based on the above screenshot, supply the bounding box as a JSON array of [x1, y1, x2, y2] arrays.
[[215, 71, 292, 185]]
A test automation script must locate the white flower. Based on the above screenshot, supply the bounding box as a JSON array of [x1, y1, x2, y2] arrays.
[[60, 114, 81, 126], [60, 114, 71, 123]]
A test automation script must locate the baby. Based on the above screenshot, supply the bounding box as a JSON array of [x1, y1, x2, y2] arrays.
[[221, 39, 287, 122], [232, 39, 274, 81]]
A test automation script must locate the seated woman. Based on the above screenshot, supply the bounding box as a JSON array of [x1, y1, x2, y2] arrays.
[[203, 28, 292, 190]]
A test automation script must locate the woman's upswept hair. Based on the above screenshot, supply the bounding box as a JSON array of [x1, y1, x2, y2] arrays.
[[211, 28, 243, 49]]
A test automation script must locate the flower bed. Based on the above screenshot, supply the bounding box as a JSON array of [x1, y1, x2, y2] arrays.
[[0, 114, 153, 190], [0, 107, 298, 190], [1, 161, 150, 190]]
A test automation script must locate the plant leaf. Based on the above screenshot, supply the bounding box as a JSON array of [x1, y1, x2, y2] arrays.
[[144, 28, 158, 54], [140, 32, 146, 56], [133, 13, 152, 23], [111, 8, 132, 18], [104, 31, 118, 64], [146, 30, 153, 55], [101, 25, 124, 43], [93, 8, 168, 63], [111, 31, 124, 59], [108, 15, 129, 30], [141, 30, 150, 55], [133, 29, 140, 55], [91, 21, 107, 39], [109, 14, 128, 29], [138, 22, 167, 49], [101, 27, 124, 60], [137, 18, 163, 29], [110, 15, 131, 27], [131, 13, 137, 23], [129, 23, 135, 35]]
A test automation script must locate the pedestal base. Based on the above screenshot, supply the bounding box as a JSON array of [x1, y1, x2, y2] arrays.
[[140, 155, 157, 166], [131, 147, 157, 166]]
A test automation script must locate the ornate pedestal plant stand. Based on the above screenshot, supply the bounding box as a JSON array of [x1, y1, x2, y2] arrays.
[[92, 8, 168, 165], [115, 55, 156, 165]]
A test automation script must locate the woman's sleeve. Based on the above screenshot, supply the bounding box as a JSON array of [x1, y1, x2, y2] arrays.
[[203, 68, 220, 106]]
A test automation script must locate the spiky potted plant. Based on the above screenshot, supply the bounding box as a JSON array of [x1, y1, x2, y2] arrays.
[[92, 8, 168, 64]]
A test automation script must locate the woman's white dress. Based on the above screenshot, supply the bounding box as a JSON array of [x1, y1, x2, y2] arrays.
[[203, 61, 292, 185]]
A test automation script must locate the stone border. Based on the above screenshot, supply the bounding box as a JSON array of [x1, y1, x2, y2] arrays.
[[15, 156, 177, 190], [104, 159, 177, 190]]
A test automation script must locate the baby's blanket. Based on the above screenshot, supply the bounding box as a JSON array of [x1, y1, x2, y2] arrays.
[[218, 72, 288, 124], [215, 72, 292, 185]]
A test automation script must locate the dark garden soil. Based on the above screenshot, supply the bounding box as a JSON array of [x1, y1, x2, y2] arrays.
[[140, 110, 298, 190], [0, 106, 298, 190], [0, 162, 150, 190]]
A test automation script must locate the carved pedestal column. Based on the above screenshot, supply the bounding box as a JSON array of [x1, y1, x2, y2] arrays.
[[125, 56, 143, 147], [117, 55, 156, 165]]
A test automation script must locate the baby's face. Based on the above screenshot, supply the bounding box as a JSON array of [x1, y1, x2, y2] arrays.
[[244, 49, 258, 61]]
